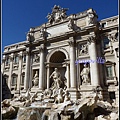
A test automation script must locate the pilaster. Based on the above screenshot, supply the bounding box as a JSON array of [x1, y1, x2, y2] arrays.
[[2, 55, 6, 74], [87, 34, 100, 86], [24, 48, 30, 91], [46, 64, 50, 89], [16, 51, 23, 93], [39, 44, 45, 90], [68, 37, 80, 100], [66, 62, 70, 89], [8, 53, 14, 89], [68, 38, 76, 88]]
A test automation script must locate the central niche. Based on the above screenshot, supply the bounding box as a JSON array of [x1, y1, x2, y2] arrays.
[[49, 51, 66, 88], [50, 51, 66, 63]]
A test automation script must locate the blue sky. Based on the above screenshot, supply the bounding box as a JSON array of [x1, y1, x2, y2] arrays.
[[2, 0, 118, 52]]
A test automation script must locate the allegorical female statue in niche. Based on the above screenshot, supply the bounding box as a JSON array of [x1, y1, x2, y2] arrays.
[[80, 64, 90, 84], [32, 71, 39, 87]]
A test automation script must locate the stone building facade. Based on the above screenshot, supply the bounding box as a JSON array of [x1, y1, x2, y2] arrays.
[[2, 6, 119, 104]]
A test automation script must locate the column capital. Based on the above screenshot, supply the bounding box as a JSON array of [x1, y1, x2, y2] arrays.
[[18, 51, 23, 59], [87, 35, 96, 45], [68, 39, 75, 47], [9, 53, 14, 61], [39, 44, 45, 52], [25, 48, 30, 55], [46, 64, 50, 68], [2, 58, 5, 62], [2, 55, 6, 62]]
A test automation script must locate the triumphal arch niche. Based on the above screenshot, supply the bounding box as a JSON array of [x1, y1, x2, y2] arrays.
[[46, 48, 69, 89], [2, 5, 118, 102]]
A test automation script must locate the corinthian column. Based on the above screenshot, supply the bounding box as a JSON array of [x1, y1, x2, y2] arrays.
[[39, 44, 45, 90], [68, 38, 76, 88], [46, 64, 50, 89], [16, 51, 22, 92], [24, 48, 30, 91], [88, 35, 100, 86], [2, 55, 5, 74], [8, 53, 14, 89], [66, 63, 70, 89]]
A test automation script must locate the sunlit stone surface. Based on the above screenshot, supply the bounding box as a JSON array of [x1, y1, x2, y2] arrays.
[[2, 5, 119, 120]]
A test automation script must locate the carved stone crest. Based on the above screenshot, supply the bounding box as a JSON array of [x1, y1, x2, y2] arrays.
[[46, 5, 68, 24]]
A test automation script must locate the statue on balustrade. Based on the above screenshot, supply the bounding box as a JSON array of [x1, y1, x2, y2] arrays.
[[80, 64, 90, 84], [26, 28, 34, 42], [50, 68, 62, 90], [87, 9, 98, 25]]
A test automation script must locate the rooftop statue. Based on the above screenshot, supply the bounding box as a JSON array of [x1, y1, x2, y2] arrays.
[[87, 9, 98, 25]]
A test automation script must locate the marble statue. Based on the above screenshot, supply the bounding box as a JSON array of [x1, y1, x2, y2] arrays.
[[60, 8, 68, 19], [40, 27, 46, 39], [63, 90, 71, 102], [80, 64, 90, 84], [50, 68, 62, 90], [55, 88, 64, 103], [68, 17, 74, 30], [32, 71, 39, 86], [87, 9, 97, 25], [46, 13, 53, 24], [26, 32, 31, 41], [34, 54, 39, 63], [26, 28, 34, 42], [79, 44, 88, 56]]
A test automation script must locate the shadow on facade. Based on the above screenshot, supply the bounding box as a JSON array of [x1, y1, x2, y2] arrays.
[[2, 74, 12, 101]]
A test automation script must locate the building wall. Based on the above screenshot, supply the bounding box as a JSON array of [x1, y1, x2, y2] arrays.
[[2, 8, 119, 102]]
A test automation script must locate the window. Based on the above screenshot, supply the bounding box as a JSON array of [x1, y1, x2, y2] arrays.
[[103, 37, 110, 50], [106, 66, 113, 78], [14, 55, 19, 64], [5, 58, 10, 65], [102, 23, 106, 28], [109, 92, 115, 100], [12, 76, 17, 86], [23, 55, 26, 63], [4, 76, 8, 85], [21, 75, 25, 85], [105, 61, 116, 81]]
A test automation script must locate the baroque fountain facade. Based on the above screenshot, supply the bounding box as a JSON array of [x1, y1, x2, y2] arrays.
[[2, 5, 119, 120]]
